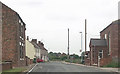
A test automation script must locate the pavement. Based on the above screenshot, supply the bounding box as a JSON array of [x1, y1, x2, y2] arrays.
[[23, 63, 36, 72], [62, 61, 120, 73], [100, 68, 119, 73]]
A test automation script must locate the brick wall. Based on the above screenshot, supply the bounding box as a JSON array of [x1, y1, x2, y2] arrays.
[[100, 56, 112, 67], [2, 62, 12, 71], [25, 56, 30, 66], [100, 21, 119, 62], [30, 59, 33, 64], [0, 2, 2, 63], [2, 3, 18, 67], [118, 21, 120, 63], [25, 56, 33, 66], [2, 3, 26, 67], [85, 58, 90, 66], [90, 46, 107, 66]]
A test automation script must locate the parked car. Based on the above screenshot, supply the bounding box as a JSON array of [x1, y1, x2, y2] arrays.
[[37, 59, 44, 63]]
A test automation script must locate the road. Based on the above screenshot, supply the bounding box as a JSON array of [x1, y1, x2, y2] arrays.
[[28, 61, 118, 74]]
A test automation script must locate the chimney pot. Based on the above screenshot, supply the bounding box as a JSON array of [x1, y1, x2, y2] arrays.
[[31, 39, 37, 43], [27, 36, 29, 41]]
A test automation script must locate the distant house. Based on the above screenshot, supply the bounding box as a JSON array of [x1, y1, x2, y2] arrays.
[[31, 39, 41, 59], [1, 2, 26, 67], [25, 36, 36, 65], [38, 41, 48, 61]]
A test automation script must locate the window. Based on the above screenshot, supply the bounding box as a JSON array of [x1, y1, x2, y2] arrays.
[[19, 20, 21, 24], [22, 38, 24, 40], [20, 43, 24, 59], [21, 22, 23, 26], [19, 42, 21, 45], [105, 34, 107, 39], [99, 50, 103, 58], [108, 32, 111, 55], [22, 43, 23, 46]]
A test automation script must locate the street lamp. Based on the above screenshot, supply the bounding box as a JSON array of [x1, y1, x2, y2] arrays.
[[79, 32, 82, 52], [67, 28, 69, 60], [79, 32, 83, 63]]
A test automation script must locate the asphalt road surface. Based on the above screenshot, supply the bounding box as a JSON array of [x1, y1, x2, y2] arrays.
[[28, 61, 118, 74]]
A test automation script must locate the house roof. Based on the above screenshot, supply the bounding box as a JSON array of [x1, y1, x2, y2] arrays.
[[90, 38, 107, 46], [31, 42, 40, 49], [38, 41, 48, 51], [39, 44, 48, 51], [100, 19, 120, 33], [1, 2, 26, 26]]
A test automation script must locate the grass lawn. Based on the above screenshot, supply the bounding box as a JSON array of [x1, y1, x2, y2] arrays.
[[65, 59, 82, 64], [1, 67, 27, 74], [102, 62, 120, 68]]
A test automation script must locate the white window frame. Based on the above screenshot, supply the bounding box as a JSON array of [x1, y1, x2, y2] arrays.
[[105, 34, 107, 39], [99, 50, 103, 59], [108, 33, 111, 55], [19, 20, 21, 24], [20, 58, 24, 60], [21, 22, 23, 26]]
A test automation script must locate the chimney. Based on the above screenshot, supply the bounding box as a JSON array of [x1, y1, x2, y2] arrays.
[[31, 39, 37, 43], [38, 41, 44, 46], [41, 42, 44, 46], [27, 36, 29, 41], [38, 41, 41, 44]]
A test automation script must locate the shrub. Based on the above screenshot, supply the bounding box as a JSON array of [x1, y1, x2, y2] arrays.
[[103, 62, 120, 68]]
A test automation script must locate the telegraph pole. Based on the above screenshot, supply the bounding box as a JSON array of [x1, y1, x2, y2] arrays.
[[79, 32, 82, 52], [85, 19, 87, 52], [84, 19, 87, 64], [68, 28, 69, 60]]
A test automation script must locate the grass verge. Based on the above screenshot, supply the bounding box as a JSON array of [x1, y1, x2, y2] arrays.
[[102, 62, 120, 68], [1, 67, 26, 74], [65, 59, 82, 64]]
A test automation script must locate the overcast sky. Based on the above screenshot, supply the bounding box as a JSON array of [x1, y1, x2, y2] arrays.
[[1, 0, 119, 55]]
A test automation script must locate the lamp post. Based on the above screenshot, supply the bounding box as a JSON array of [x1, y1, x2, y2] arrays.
[[85, 19, 87, 52], [67, 28, 69, 60], [79, 32, 83, 63], [79, 32, 82, 52], [84, 19, 87, 64]]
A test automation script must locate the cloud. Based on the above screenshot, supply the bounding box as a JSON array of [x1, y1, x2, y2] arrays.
[[0, 0, 119, 55], [47, 15, 81, 21]]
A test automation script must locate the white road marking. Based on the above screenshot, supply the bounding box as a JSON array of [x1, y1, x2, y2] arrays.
[[26, 63, 38, 74]]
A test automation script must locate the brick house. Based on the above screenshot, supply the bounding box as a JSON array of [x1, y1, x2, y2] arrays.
[[89, 20, 120, 66], [38, 41, 48, 61], [100, 20, 120, 66], [84, 51, 91, 66], [1, 2, 26, 67], [89, 39, 108, 66]]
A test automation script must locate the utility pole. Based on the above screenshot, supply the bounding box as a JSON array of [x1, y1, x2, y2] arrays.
[[84, 19, 87, 64], [79, 32, 82, 52], [68, 28, 69, 60], [79, 32, 83, 63], [85, 19, 87, 52]]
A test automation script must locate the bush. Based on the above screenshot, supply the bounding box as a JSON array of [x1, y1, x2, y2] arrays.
[[33, 58, 36, 63], [65, 59, 71, 62], [65, 59, 82, 64], [103, 62, 120, 68]]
